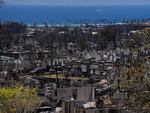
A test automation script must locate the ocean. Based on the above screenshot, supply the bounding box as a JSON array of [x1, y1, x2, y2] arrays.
[[0, 5, 150, 25]]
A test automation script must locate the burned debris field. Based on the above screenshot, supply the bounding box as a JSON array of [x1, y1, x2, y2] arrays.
[[0, 21, 150, 113]]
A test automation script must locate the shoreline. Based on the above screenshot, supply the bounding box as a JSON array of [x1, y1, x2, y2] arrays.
[[18, 22, 150, 27], [1, 20, 150, 27]]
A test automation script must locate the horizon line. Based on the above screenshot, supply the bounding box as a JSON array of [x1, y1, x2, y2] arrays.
[[4, 3, 150, 6]]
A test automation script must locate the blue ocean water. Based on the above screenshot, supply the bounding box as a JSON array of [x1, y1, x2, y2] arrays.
[[0, 5, 150, 25]]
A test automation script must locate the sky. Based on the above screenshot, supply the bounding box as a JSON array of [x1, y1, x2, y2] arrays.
[[5, 0, 150, 6]]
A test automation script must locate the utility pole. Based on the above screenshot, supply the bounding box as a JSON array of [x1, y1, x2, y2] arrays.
[[55, 62, 59, 88], [116, 60, 120, 91]]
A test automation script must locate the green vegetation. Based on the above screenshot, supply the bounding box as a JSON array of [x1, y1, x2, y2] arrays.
[[118, 28, 150, 112], [128, 28, 150, 49], [0, 87, 40, 113], [119, 59, 150, 112], [43, 74, 89, 80]]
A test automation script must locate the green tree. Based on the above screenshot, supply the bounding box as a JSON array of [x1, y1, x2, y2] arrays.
[[0, 87, 41, 113], [128, 28, 150, 49], [119, 56, 150, 113]]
